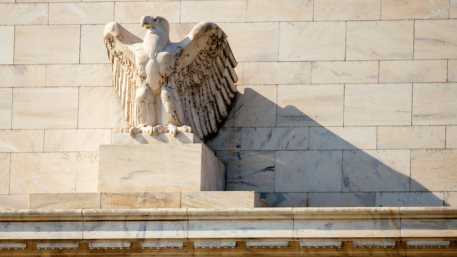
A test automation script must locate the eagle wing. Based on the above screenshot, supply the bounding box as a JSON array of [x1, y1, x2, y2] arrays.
[[170, 22, 238, 139], [104, 22, 144, 128]]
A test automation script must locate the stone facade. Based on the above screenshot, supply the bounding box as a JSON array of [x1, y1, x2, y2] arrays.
[[0, 0, 457, 208]]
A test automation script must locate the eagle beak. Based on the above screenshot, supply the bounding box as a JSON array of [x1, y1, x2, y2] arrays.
[[141, 16, 154, 29]]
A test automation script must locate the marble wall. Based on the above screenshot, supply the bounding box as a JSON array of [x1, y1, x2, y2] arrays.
[[0, 0, 456, 208]]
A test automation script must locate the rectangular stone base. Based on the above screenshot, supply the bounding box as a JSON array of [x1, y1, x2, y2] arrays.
[[112, 133, 201, 145], [28, 192, 261, 209], [99, 144, 224, 192]]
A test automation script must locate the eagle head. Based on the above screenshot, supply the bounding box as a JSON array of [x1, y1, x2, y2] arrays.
[[141, 16, 170, 37]]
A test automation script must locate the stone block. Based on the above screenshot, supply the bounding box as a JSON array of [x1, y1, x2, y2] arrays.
[[344, 83, 412, 126], [311, 61, 378, 84], [382, 0, 449, 19], [29, 193, 101, 209], [0, 195, 27, 210], [243, 62, 310, 85], [0, 221, 83, 240], [295, 219, 400, 238], [10, 153, 78, 194], [452, 0, 457, 18], [377, 126, 445, 149], [0, 3, 47, 25], [0, 153, 9, 194], [342, 150, 411, 192], [309, 127, 376, 150], [314, 0, 380, 21], [347, 21, 413, 60], [208, 128, 241, 151], [83, 221, 186, 239], [114, 1, 180, 23], [12, 87, 78, 129], [240, 127, 309, 150], [101, 192, 181, 209], [259, 193, 307, 207], [15, 25, 80, 64], [411, 150, 457, 191], [44, 129, 111, 152], [275, 150, 342, 192], [49, 3, 113, 24], [188, 220, 293, 238], [246, 0, 312, 21], [217, 151, 275, 192], [444, 192, 457, 206], [80, 25, 108, 64], [413, 83, 457, 125], [78, 87, 127, 129], [415, 20, 457, 59], [401, 219, 457, 237], [0, 65, 46, 87], [221, 23, 279, 62], [380, 60, 447, 83], [0, 130, 44, 152], [277, 85, 344, 126], [46, 64, 112, 87], [229, 85, 277, 127], [447, 126, 457, 148], [0, 88, 12, 129], [112, 133, 200, 145], [279, 22, 345, 61], [181, 0, 245, 22], [449, 60, 457, 82], [75, 152, 98, 193], [376, 192, 444, 207], [308, 193, 376, 207], [181, 191, 260, 208], [99, 144, 224, 192], [0, 27, 13, 64]]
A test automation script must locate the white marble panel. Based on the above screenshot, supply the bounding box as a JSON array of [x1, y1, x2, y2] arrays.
[[309, 127, 376, 150], [240, 127, 309, 150], [0, 26, 13, 64], [401, 219, 457, 237], [0, 88, 12, 129], [0, 130, 43, 152], [0, 222, 82, 239], [188, 220, 293, 238], [376, 192, 444, 207], [83, 221, 186, 239], [0, 65, 46, 87], [0, 153, 9, 194]]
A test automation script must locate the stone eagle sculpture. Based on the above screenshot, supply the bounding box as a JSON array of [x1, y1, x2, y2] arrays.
[[104, 16, 238, 140]]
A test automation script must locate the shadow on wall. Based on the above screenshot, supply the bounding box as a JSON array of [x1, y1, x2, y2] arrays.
[[208, 87, 447, 207]]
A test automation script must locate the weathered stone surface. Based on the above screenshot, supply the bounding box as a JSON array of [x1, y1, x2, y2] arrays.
[[379, 60, 447, 83], [447, 126, 457, 148], [247, 0, 312, 21], [344, 84, 411, 125], [240, 127, 309, 150], [15, 25, 80, 64], [80, 25, 107, 64], [44, 129, 111, 152], [0, 195, 27, 210], [0, 65, 46, 87], [75, 152, 98, 193], [0, 3, 47, 25], [275, 151, 342, 192], [308, 193, 376, 207], [314, 0, 380, 21], [0, 130, 44, 152], [181, 192, 260, 208], [378, 126, 445, 149], [277, 85, 344, 126], [0, 27, 13, 64], [12, 88, 78, 129], [243, 62, 310, 85], [311, 61, 378, 84], [114, 1, 180, 23], [217, 151, 275, 192], [343, 150, 411, 192], [452, 0, 457, 18], [382, 0, 449, 19], [347, 21, 413, 60], [413, 83, 457, 125], [259, 193, 307, 207], [376, 192, 444, 207], [415, 20, 457, 59], [444, 192, 457, 206], [101, 192, 181, 209], [29, 193, 101, 209], [84, 221, 187, 239], [279, 22, 345, 61], [0, 88, 12, 129], [309, 127, 376, 150], [99, 144, 224, 192], [49, 3, 113, 24], [449, 60, 457, 82], [188, 220, 293, 238], [401, 219, 457, 237], [411, 150, 457, 191]]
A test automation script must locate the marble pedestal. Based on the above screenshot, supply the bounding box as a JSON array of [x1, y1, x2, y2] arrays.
[[99, 141, 225, 192]]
